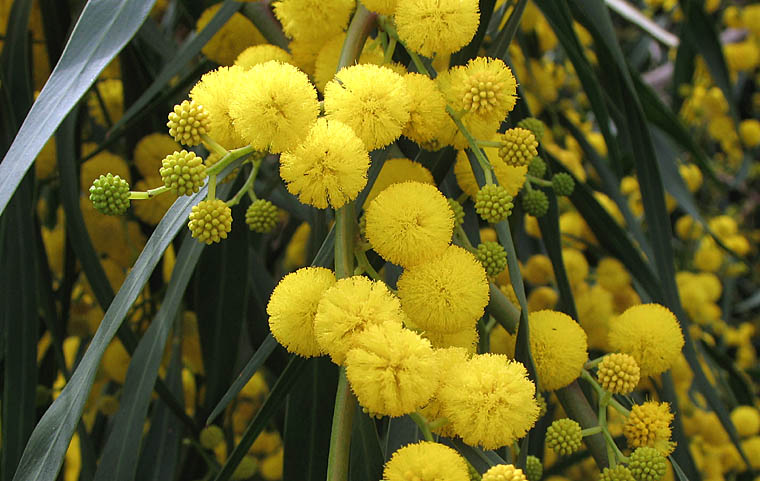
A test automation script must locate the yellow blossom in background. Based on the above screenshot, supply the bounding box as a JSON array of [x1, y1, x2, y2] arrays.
[[87, 79, 123, 126], [133, 133, 180, 179], [196, 4, 265, 66], [234, 44, 293, 69], [279, 118, 369, 209], [394, 0, 480, 57], [273, 0, 354, 43], [453, 148, 527, 199], [363, 158, 435, 205]]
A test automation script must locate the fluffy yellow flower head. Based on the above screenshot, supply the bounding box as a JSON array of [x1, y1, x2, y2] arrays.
[[279, 118, 370, 209], [454, 148, 527, 200], [365, 181, 453, 267], [608, 303, 685, 377], [324, 64, 411, 150], [363, 158, 434, 205], [230, 60, 319, 153], [273, 0, 354, 43], [234, 44, 293, 69], [421, 325, 479, 352], [730, 406, 760, 438], [395, 0, 480, 57], [345, 322, 439, 417], [528, 310, 588, 391], [402, 73, 450, 145], [361, 0, 397, 15], [437, 353, 540, 449], [266, 267, 336, 357], [196, 4, 265, 66], [482, 464, 527, 481], [190, 66, 249, 148], [451, 57, 518, 125], [397, 245, 489, 333], [383, 441, 470, 481], [623, 401, 675, 455], [314, 276, 406, 365]]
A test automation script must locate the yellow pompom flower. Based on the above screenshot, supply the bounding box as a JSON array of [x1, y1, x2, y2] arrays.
[[80, 151, 131, 191], [450, 57, 518, 125], [562, 248, 589, 287], [314, 276, 406, 365], [730, 406, 760, 438], [528, 310, 588, 391], [383, 441, 470, 481], [230, 60, 319, 153], [482, 464, 527, 481], [420, 326, 479, 352], [608, 304, 685, 377], [234, 44, 293, 69], [365, 182, 453, 267], [190, 66, 250, 148], [266, 267, 336, 357], [394, 0, 480, 58], [739, 118, 760, 148], [196, 4, 265, 66], [597, 353, 640, 394], [273, 0, 354, 43], [623, 401, 675, 455], [596, 257, 631, 292], [402, 73, 450, 145], [324, 64, 411, 150], [453, 148, 527, 200], [345, 322, 439, 417], [397, 245, 489, 333], [437, 353, 540, 449], [523, 254, 554, 285], [133, 133, 180, 178], [361, 0, 397, 14], [279, 118, 370, 209], [363, 158, 435, 205]]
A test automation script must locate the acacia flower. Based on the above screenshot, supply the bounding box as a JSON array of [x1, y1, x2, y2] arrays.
[[528, 310, 588, 391], [394, 0, 480, 57], [623, 401, 675, 455], [383, 441, 470, 481], [279, 118, 369, 209], [190, 66, 249, 148]]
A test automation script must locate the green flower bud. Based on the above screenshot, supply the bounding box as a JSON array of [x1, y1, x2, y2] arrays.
[[89, 173, 131, 216], [245, 199, 279, 233], [551, 172, 575, 197], [475, 184, 513, 224], [188, 199, 232, 244], [522, 189, 549, 217], [476, 241, 507, 277], [160, 150, 206, 196], [517, 117, 547, 142], [546, 418, 583, 456]]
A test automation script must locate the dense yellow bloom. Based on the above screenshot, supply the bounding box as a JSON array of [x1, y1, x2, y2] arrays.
[[674, 215, 703, 240], [528, 310, 588, 391], [527, 286, 558, 312], [397, 245, 489, 333], [608, 304, 685, 377], [365, 182, 453, 267], [562, 248, 589, 287], [196, 4, 265, 66], [383, 442, 470, 481], [279, 118, 370, 209], [523, 254, 553, 285], [739, 118, 760, 148], [314, 276, 406, 365], [361, 0, 396, 14], [730, 406, 760, 438], [576, 284, 614, 350], [363, 158, 435, 205], [230, 60, 319, 153], [402, 73, 450, 145], [623, 401, 675, 455], [324, 64, 411, 150], [437, 353, 540, 449], [345, 323, 438, 416], [596, 257, 631, 292], [420, 326, 479, 352], [267, 267, 336, 357], [395, 0, 480, 57], [449, 57, 518, 125], [234, 44, 293, 69], [273, 0, 354, 43], [482, 464, 527, 481], [453, 148, 527, 199], [190, 66, 249, 148]]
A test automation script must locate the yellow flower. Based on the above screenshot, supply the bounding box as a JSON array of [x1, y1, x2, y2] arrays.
[[596, 257, 631, 292], [259, 448, 284, 480], [523, 254, 554, 285], [395, 0, 480, 57], [482, 464, 527, 481], [397, 245, 489, 333], [383, 441, 470, 481], [324, 64, 411, 150], [562, 248, 589, 287], [196, 4, 265, 66], [273, 0, 354, 43], [623, 401, 675, 455], [314, 276, 406, 365], [267, 267, 336, 357], [739, 118, 760, 148], [230, 60, 319, 153], [313, 34, 398, 92], [133, 133, 180, 178], [453, 148, 527, 200], [279, 118, 369, 209], [345, 322, 439, 416], [674, 215, 703, 241], [731, 406, 760, 438], [528, 310, 588, 391], [363, 158, 434, 205], [437, 353, 540, 449], [365, 181, 453, 267], [190, 66, 250, 148], [234, 44, 293, 69], [402, 72, 450, 145], [527, 286, 558, 312], [608, 303, 685, 377], [79, 151, 131, 191], [87, 79, 123, 127], [575, 284, 614, 350], [449, 57, 518, 125], [361, 0, 397, 14], [35, 137, 57, 180], [284, 222, 311, 270], [597, 353, 640, 394], [420, 325, 479, 352]]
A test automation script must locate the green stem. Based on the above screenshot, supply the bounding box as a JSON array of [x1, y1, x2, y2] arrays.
[[129, 185, 170, 200], [384, 36, 397, 64], [446, 105, 494, 184], [336, 4, 377, 71], [226, 160, 262, 207], [201, 134, 228, 157], [581, 426, 603, 437], [454, 225, 476, 251], [527, 175, 553, 188], [206, 145, 256, 177], [326, 370, 357, 481], [208, 174, 217, 202], [476, 139, 503, 148], [409, 412, 434, 442], [355, 248, 383, 282], [428, 417, 450, 432]]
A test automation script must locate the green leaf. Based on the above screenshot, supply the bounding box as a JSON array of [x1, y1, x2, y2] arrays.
[[452, 439, 506, 472], [12, 172, 211, 481], [487, 0, 529, 60], [213, 357, 308, 481], [283, 357, 339, 481], [0, 0, 158, 216], [135, 336, 185, 481], [93, 229, 209, 481], [349, 408, 384, 481]]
